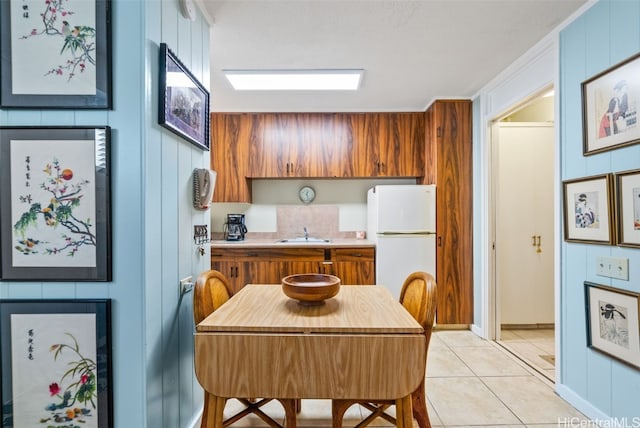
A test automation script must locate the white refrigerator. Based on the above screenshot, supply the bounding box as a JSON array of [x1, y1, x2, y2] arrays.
[[367, 184, 436, 299]]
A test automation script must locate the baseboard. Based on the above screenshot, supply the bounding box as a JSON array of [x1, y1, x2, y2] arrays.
[[555, 383, 609, 421], [434, 324, 470, 331], [501, 323, 555, 330]]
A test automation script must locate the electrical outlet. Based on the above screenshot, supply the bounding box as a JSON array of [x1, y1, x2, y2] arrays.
[[180, 276, 193, 295], [596, 256, 629, 281]]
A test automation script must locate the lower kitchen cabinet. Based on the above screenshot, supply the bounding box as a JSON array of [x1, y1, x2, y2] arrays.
[[325, 248, 375, 285], [210, 246, 375, 293]]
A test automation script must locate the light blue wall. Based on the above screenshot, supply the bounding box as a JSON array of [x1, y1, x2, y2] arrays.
[[0, 0, 210, 426], [559, 0, 640, 418]]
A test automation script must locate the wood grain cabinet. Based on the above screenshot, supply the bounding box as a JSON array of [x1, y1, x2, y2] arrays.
[[250, 113, 352, 178], [209, 112, 425, 202], [324, 248, 375, 285], [421, 100, 473, 325], [350, 113, 424, 177], [210, 246, 375, 293], [210, 114, 255, 203]]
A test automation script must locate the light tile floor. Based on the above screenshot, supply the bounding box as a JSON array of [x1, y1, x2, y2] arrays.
[[216, 330, 586, 427], [497, 328, 555, 382]]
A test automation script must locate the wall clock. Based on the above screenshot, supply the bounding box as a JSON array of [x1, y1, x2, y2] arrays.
[[299, 186, 316, 204]]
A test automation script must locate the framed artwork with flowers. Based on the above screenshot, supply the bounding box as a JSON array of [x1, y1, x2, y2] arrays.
[[0, 126, 111, 281], [0, 299, 112, 428], [0, 0, 112, 108]]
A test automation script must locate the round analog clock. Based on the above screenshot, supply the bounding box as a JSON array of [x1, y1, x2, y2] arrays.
[[299, 186, 316, 204]]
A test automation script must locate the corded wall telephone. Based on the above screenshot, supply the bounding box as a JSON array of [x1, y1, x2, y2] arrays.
[[192, 168, 216, 210]]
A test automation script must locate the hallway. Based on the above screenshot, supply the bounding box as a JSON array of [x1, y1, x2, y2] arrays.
[[498, 328, 555, 382], [216, 329, 586, 427]]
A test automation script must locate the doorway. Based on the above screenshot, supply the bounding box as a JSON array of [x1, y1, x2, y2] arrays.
[[492, 89, 556, 381]]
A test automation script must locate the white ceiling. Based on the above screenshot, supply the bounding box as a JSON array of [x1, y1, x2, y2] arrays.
[[200, 0, 587, 113]]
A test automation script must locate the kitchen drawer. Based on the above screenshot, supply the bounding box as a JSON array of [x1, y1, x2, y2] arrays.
[[330, 247, 375, 262], [211, 247, 325, 262]]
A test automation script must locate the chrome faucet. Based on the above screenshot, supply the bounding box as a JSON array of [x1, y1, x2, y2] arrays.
[[303, 227, 309, 240]]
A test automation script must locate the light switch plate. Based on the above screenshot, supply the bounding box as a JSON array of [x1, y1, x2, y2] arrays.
[[596, 256, 629, 280]]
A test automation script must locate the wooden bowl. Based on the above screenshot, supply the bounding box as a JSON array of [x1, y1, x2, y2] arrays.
[[281, 274, 341, 305]]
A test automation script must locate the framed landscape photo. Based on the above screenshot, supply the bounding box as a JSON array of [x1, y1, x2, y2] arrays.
[[585, 282, 640, 370], [563, 174, 615, 245], [0, 0, 112, 109], [582, 52, 640, 155], [0, 299, 112, 428], [616, 169, 640, 248], [0, 127, 111, 281], [158, 43, 210, 151]]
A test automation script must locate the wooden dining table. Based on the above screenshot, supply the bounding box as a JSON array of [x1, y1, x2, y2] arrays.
[[194, 284, 426, 428]]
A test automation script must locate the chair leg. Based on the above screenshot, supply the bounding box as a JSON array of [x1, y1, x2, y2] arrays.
[[411, 379, 431, 428]]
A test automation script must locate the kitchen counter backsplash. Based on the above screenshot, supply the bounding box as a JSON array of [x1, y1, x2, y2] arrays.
[[211, 205, 365, 241]]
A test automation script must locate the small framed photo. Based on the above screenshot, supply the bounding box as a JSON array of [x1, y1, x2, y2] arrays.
[[0, 299, 112, 427], [158, 43, 210, 151], [0, 127, 111, 281], [563, 174, 615, 245], [585, 282, 640, 370], [616, 169, 640, 248], [582, 52, 640, 155], [0, 0, 112, 109]]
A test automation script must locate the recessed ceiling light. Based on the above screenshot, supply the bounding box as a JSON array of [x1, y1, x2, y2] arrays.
[[223, 69, 364, 91]]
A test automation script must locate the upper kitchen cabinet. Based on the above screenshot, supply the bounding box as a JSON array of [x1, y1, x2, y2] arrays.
[[250, 113, 352, 178], [421, 100, 473, 325], [210, 114, 255, 202], [350, 113, 425, 177]]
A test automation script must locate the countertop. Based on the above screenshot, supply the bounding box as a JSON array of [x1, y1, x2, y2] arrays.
[[210, 238, 375, 249]]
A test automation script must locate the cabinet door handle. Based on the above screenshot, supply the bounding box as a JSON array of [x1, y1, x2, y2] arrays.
[[322, 261, 333, 265], [246, 253, 258, 257], [437, 236, 442, 247], [350, 253, 363, 258]]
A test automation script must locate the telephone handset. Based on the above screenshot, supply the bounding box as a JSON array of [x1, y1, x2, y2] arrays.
[[192, 168, 216, 210]]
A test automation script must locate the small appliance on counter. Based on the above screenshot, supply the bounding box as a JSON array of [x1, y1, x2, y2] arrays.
[[224, 214, 247, 241]]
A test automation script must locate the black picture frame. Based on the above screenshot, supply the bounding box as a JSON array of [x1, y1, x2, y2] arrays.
[[581, 52, 640, 155], [0, 126, 111, 281], [159, 43, 210, 151], [585, 282, 640, 370], [0, 299, 112, 427], [0, 0, 112, 109]]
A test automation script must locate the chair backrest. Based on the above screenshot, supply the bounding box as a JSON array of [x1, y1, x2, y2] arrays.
[[398, 271, 437, 345], [193, 270, 232, 325]]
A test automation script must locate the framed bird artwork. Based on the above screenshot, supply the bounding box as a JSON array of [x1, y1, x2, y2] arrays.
[[0, 0, 112, 109], [0, 126, 112, 281]]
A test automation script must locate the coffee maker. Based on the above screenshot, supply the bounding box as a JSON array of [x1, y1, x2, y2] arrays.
[[224, 214, 247, 241]]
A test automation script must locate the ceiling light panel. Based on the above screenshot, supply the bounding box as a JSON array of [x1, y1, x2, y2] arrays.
[[223, 69, 364, 91]]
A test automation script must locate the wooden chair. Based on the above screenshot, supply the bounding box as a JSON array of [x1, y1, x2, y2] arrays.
[[331, 271, 437, 428], [193, 270, 297, 428]]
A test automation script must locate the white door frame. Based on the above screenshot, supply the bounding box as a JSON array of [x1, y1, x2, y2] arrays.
[[474, 37, 561, 383]]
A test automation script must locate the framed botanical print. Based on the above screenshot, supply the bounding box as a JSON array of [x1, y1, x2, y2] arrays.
[[585, 282, 640, 370], [582, 52, 640, 155], [0, 0, 112, 108], [0, 299, 112, 427], [616, 169, 640, 248], [563, 174, 615, 245], [0, 127, 111, 281]]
